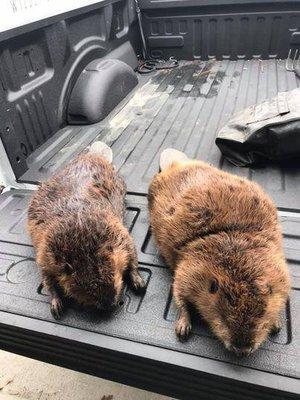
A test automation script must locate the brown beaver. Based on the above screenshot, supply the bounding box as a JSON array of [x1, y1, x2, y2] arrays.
[[28, 142, 146, 319], [148, 148, 290, 355]]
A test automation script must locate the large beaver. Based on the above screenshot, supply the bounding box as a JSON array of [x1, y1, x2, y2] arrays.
[[28, 142, 145, 319], [149, 149, 290, 355]]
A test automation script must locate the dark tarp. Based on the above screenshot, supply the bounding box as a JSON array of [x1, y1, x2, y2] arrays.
[[216, 88, 300, 166]]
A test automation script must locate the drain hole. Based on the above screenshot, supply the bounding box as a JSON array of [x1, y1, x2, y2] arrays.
[[119, 300, 124, 306]]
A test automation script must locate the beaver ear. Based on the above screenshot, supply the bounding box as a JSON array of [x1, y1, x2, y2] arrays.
[[259, 285, 272, 296], [257, 277, 272, 295]]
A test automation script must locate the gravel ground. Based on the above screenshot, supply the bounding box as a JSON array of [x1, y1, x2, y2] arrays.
[[0, 351, 174, 400]]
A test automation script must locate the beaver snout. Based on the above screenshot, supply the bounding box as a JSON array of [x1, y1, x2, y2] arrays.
[[95, 291, 123, 312], [95, 297, 118, 312], [96, 302, 115, 312], [229, 338, 254, 357], [229, 344, 254, 357]]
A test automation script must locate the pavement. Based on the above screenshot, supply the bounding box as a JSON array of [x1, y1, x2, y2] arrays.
[[0, 350, 174, 400]]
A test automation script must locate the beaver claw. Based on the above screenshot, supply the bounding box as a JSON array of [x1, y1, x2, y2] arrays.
[[131, 272, 147, 294], [51, 297, 64, 320], [175, 317, 192, 342], [270, 320, 282, 335]]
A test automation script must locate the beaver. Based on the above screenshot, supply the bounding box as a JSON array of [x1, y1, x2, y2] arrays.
[[28, 142, 146, 319], [148, 148, 290, 355]]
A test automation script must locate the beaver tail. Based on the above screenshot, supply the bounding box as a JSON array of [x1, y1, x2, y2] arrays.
[[89, 141, 113, 163], [159, 148, 189, 171]]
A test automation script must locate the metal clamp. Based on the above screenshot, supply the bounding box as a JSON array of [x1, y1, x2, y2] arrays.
[[285, 31, 300, 72]]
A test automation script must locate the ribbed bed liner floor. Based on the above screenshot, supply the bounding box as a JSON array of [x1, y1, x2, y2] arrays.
[[0, 190, 299, 381], [20, 60, 300, 208]]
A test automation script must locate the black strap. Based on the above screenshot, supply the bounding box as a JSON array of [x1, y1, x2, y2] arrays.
[[137, 58, 179, 74], [134, 0, 178, 74]]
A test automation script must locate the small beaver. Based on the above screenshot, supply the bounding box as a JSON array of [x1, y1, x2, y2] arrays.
[[149, 149, 290, 355], [28, 142, 146, 319]]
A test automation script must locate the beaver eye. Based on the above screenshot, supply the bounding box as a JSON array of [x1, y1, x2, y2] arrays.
[[63, 263, 73, 275], [210, 279, 219, 294]]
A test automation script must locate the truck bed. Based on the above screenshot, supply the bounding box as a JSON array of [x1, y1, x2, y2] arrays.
[[0, 61, 300, 399], [19, 60, 300, 208]]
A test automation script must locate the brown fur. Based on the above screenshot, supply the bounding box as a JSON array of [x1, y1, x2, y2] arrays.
[[28, 151, 145, 319], [149, 159, 290, 354]]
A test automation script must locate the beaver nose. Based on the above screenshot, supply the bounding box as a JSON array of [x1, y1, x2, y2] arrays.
[[96, 301, 115, 312], [230, 345, 253, 357]]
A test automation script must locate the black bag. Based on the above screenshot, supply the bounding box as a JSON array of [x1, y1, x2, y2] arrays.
[[216, 89, 300, 166]]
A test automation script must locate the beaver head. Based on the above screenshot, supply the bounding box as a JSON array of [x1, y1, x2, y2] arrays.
[[175, 232, 290, 355], [37, 211, 130, 310]]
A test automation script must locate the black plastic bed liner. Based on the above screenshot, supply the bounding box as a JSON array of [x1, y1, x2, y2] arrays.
[[1, 61, 300, 399], [0, 189, 300, 399], [19, 60, 300, 209]]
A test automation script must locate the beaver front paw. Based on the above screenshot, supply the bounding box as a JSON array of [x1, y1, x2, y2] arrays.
[[175, 314, 192, 342], [131, 272, 147, 294], [51, 297, 64, 320], [270, 319, 282, 335]]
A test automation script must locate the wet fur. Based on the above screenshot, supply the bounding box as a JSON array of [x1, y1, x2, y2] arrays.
[[28, 152, 145, 318], [149, 160, 290, 353]]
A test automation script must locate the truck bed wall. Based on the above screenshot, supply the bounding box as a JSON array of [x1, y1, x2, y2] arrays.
[[140, 0, 300, 61], [0, 0, 140, 179]]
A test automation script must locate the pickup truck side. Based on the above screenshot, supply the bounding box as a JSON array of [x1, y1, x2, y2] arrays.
[[0, 1, 299, 399]]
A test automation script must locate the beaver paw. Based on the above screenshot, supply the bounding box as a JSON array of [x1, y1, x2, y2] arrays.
[[175, 317, 192, 342], [51, 297, 64, 320], [270, 320, 282, 335], [131, 272, 147, 294]]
